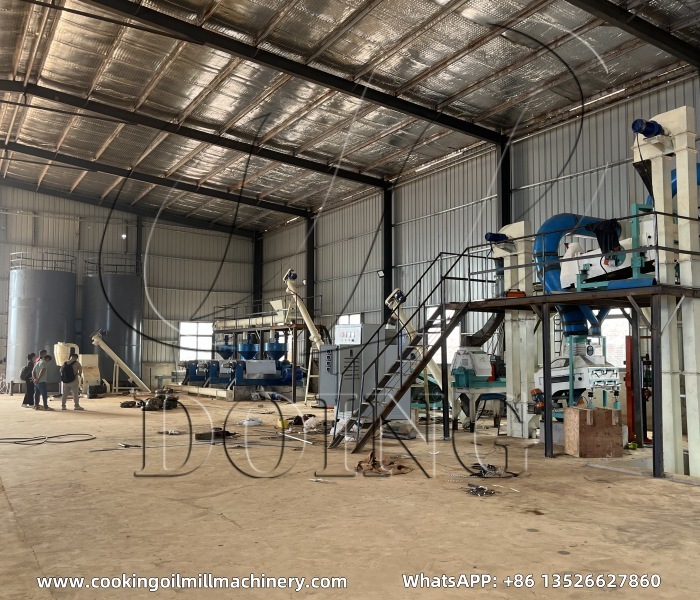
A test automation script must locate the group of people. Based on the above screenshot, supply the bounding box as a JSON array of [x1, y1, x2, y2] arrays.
[[21, 351, 84, 411]]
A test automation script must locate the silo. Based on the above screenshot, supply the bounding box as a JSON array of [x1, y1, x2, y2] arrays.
[[6, 252, 77, 386], [81, 255, 143, 383]]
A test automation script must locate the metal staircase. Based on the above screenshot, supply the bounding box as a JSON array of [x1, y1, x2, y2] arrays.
[[330, 302, 469, 452], [327, 245, 482, 453]]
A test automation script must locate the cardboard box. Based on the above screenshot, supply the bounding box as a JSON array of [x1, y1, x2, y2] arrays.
[[564, 407, 623, 458]]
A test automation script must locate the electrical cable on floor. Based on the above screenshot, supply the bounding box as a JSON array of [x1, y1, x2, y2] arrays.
[[0, 433, 96, 446]]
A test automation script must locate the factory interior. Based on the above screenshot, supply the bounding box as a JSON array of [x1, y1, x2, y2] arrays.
[[2, 0, 700, 598]]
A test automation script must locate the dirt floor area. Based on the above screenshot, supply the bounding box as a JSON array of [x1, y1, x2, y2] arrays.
[[1, 392, 699, 599]]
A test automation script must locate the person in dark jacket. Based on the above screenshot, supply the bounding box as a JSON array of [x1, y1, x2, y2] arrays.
[[21, 353, 36, 407]]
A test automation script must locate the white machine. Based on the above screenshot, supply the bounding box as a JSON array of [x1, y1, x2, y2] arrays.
[[558, 219, 659, 289], [54, 341, 104, 395], [534, 355, 620, 400]]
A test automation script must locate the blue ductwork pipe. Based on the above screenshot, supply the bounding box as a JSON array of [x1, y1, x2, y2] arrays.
[[646, 164, 700, 205], [533, 214, 613, 337]]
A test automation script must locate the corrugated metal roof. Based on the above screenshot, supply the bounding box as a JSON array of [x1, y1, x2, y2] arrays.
[[0, 0, 697, 232]]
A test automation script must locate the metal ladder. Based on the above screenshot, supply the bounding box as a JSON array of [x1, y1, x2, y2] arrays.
[[553, 314, 564, 356], [304, 350, 319, 404], [328, 302, 470, 452]]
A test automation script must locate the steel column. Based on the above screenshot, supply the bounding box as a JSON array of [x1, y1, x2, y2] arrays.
[[630, 309, 645, 447], [651, 293, 664, 478], [135, 214, 143, 276], [252, 232, 263, 313], [382, 187, 394, 322], [498, 142, 512, 227], [305, 217, 316, 361], [542, 303, 554, 458], [441, 331, 450, 441]]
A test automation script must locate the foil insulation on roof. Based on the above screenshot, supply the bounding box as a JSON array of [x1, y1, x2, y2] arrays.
[[0, 0, 698, 232]]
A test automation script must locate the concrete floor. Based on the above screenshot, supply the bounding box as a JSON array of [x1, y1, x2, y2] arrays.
[[1, 393, 699, 599]]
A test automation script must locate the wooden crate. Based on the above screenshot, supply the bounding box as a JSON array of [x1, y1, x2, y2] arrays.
[[564, 407, 623, 458]]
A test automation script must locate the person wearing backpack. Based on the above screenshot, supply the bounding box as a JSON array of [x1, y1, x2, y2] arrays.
[[21, 353, 36, 407], [32, 355, 52, 410], [61, 353, 84, 411]]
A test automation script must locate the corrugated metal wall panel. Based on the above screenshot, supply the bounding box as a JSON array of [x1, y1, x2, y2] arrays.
[[144, 223, 252, 262], [395, 150, 498, 260], [1, 186, 254, 365], [316, 193, 383, 246], [144, 255, 251, 292], [393, 152, 499, 334], [512, 76, 700, 224], [316, 193, 383, 319], [262, 221, 307, 303], [143, 289, 248, 321]]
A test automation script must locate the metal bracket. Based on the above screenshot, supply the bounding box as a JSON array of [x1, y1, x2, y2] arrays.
[[626, 295, 651, 329], [660, 295, 685, 336], [620, 308, 633, 324]]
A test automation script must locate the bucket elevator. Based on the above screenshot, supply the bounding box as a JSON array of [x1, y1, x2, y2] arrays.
[[482, 105, 700, 478]]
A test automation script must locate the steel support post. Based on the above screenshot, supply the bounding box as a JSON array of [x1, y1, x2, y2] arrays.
[[305, 217, 316, 362], [382, 187, 393, 322], [253, 232, 263, 314], [498, 142, 511, 228], [441, 334, 450, 440], [630, 309, 645, 447], [542, 303, 554, 458]]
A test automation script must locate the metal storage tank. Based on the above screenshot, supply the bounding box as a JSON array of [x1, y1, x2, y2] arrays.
[[6, 252, 77, 386], [81, 256, 143, 383]]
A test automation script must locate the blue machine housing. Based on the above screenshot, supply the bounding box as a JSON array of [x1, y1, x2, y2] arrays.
[[533, 213, 614, 337], [183, 360, 232, 386]]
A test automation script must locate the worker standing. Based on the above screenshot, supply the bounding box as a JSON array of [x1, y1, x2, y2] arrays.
[[60, 353, 84, 411], [21, 352, 36, 407], [32, 355, 53, 411]]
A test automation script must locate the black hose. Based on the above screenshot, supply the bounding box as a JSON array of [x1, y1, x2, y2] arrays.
[[0, 434, 96, 445]]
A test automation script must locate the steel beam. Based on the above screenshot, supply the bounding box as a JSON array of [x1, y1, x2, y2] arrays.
[[354, 0, 471, 80], [85, 0, 505, 145], [395, 0, 552, 96], [0, 81, 386, 189], [306, 0, 384, 63], [0, 178, 254, 238], [437, 18, 600, 110], [0, 140, 308, 217], [475, 38, 645, 121], [564, 0, 700, 69]]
